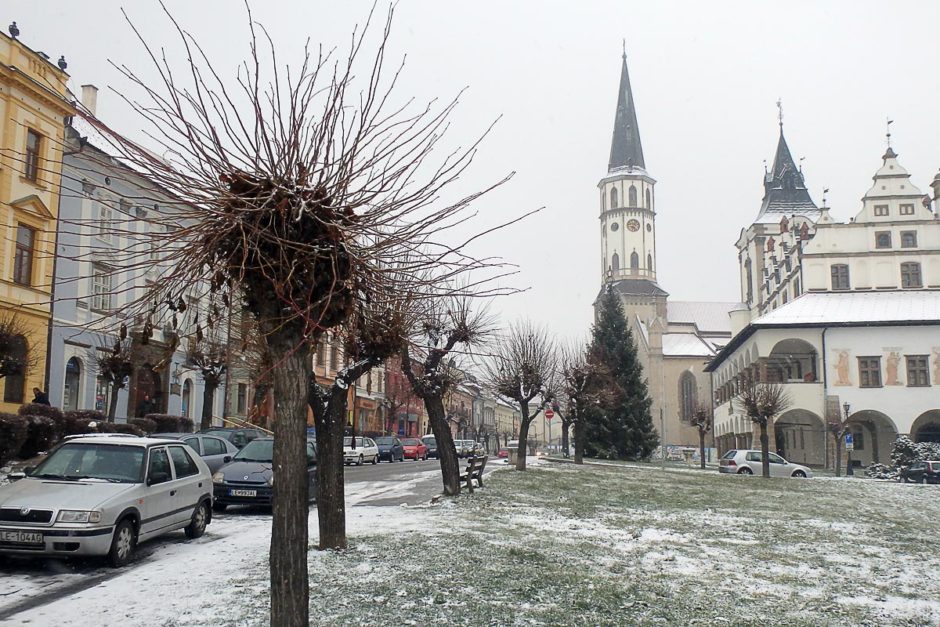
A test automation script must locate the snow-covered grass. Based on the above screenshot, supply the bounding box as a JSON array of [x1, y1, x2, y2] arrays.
[[6, 460, 940, 625]]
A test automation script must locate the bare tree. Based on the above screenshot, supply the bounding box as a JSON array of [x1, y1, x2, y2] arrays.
[[691, 403, 713, 470], [556, 342, 610, 465], [737, 379, 791, 478], [186, 328, 227, 430], [0, 315, 37, 398], [401, 295, 492, 495], [92, 335, 134, 422], [827, 406, 851, 477], [91, 6, 522, 625], [483, 321, 557, 471]]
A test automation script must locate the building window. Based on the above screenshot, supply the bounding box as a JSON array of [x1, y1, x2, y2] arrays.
[[611, 252, 619, 271], [628, 185, 638, 207], [600, 189, 606, 211], [316, 340, 326, 366], [236, 383, 248, 413], [873, 204, 889, 217], [793, 277, 801, 298], [330, 340, 340, 372], [851, 428, 865, 451], [858, 357, 882, 388], [92, 264, 113, 311], [875, 231, 891, 249], [782, 292, 788, 304], [900, 231, 917, 248], [830, 264, 850, 290], [901, 262, 922, 288], [678, 372, 697, 423], [13, 225, 35, 286], [645, 189, 651, 209], [745, 259, 753, 303], [630, 252, 639, 271], [610, 187, 618, 209], [2, 335, 28, 403], [25, 129, 42, 181], [647, 253, 653, 271], [906, 355, 929, 387], [899, 203, 915, 215], [98, 203, 114, 242]]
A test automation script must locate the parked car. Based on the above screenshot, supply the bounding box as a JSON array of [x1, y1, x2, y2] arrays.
[[198, 427, 267, 449], [212, 437, 317, 511], [454, 440, 471, 458], [343, 437, 379, 465], [401, 438, 428, 461], [718, 449, 813, 478], [422, 435, 439, 459], [152, 433, 239, 473], [471, 442, 486, 457], [0, 435, 212, 567], [375, 437, 405, 462], [899, 460, 940, 484], [497, 448, 509, 459]]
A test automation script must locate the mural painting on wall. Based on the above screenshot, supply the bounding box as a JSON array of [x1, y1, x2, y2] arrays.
[[885, 351, 903, 386], [934, 349, 940, 385], [833, 350, 851, 386]]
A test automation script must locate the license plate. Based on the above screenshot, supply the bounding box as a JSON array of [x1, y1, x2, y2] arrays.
[[0, 530, 43, 544], [229, 489, 257, 497]]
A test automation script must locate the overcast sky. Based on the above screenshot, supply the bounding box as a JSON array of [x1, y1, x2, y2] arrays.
[[9, 1, 940, 341]]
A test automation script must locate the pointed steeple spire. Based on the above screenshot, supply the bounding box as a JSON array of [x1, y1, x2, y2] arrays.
[[608, 49, 645, 172], [757, 124, 817, 219]]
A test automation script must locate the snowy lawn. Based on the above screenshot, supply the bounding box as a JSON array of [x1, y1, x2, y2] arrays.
[[6, 460, 940, 625]]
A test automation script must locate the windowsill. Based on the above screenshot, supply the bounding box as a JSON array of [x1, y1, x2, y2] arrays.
[[859, 385, 883, 389], [907, 384, 931, 388], [19, 176, 48, 190]]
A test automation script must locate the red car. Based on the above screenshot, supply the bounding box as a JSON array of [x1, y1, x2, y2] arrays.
[[401, 437, 429, 461], [497, 448, 509, 459]]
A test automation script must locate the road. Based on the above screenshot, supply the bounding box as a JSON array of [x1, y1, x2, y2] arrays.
[[0, 456, 492, 624]]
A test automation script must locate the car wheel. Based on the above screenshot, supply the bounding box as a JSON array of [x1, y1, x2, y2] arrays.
[[922, 476, 929, 485], [372, 455, 378, 465], [357, 454, 364, 466], [212, 502, 228, 513], [738, 467, 753, 475], [108, 519, 136, 568], [185, 501, 209, 539], [792, 470, 806, 478]]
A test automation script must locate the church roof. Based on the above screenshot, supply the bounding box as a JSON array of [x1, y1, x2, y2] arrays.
[[756, 128, 820, 221], [667, 301, 737, 335], [600, 279, 669, 300], [662, 333, 716, 358], [608, 52, 645, 172]]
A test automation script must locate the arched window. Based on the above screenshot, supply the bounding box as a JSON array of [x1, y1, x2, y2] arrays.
[[647, 253, 653, 272], [645, 189, 651, 209], [679, 372, 698, 423], [182, 379, 193, 418], [611, 252, 620, 271], [64, 356, 82, 411], [601, 189, 606, 211], [744, 259, 754, 302], [2, 335, 28, 403], [610, 187, 618, 209], [630, 252, 639, 271], [629, 185, 638, 207]]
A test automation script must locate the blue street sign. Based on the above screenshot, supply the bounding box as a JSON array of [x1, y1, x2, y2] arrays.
[[844, 432, 854, 451]]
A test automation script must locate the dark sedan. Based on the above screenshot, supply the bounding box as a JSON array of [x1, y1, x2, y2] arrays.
[[422, 435, 439, 459], [198, 427, 268, 449], [375, 436, 405, 462], [211, 437, 317, 511], [899, 460, 940, 484]]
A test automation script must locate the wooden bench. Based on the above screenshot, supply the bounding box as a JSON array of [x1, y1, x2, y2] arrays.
[[459, 455, 488, 493]]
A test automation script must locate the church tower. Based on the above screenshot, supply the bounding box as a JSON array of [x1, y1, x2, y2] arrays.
[[598, 50, 666, 322]]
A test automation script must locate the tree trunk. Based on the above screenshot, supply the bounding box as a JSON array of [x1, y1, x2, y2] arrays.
[[423, 394, 460, 496], [561, 418, 571, 459], [269, 348, 311, 627], [314, 388, 348, 550], [107, 383, 120, 422], [200, 378, 217, 431], [516, 402, 531, 471], [573, 419, 584, 465], [759, 422, 770, 478], [834, 434, 843, 477], [699, 429, 706, 470]]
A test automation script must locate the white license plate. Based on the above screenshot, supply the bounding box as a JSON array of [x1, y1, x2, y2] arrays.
[[229, 489, 257, 497], [0, 530, 43, 544]]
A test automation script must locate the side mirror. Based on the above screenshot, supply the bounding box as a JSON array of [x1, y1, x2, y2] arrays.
[[23, 466, 35, 476], [148, 471, 170, 486], [223, 456, 232, 464], [9, 471, 26, 482]]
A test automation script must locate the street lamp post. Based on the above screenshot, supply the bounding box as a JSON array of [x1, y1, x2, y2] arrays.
[[843, 402, 853, 476]]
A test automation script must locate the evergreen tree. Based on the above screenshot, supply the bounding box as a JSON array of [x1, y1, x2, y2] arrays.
[[584, 289, 658, 459]]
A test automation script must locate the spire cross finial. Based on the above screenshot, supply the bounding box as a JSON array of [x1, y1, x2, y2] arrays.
[[886, 117, 894, 148], [622, 38, 626, 58], [776, 99, 783, 128]]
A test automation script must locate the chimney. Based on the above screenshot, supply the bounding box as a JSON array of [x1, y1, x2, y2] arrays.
[[80, 84, 98, 116]]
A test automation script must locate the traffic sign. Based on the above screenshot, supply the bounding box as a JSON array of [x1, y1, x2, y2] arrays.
[[545, 408, 554, 420], [844, 433, 854, 451]]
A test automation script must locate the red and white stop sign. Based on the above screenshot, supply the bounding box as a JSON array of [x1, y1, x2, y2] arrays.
[[545, 408, 554, 420]]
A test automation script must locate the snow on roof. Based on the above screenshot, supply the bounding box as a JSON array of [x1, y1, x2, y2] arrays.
[[662, 333, 716, 357], [667, 301, 737, 335], [753, 290, 940, 327]]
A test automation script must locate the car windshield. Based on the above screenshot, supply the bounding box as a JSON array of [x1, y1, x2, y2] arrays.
[[402, 439, 420, 445], [375, 437, 395, 445], [422, 437, 436, 445], [234, 439, 274, 462], [31, 443, 145, 483]]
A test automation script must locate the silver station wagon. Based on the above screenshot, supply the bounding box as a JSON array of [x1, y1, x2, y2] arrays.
[[0, 436, 213, 567]]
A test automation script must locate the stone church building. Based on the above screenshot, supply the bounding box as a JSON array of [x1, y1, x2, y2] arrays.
[[595, 52, 734, 452]]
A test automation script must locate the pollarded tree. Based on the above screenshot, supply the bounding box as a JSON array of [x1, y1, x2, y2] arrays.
[[826, 405, 851, 477], [737, 378, 791, 478], [691, 403, 713, 470], [94, 6, 517, 625], [0, 315, 36, 402], [401, 295, 493, 495], [587, 289, 657, 460], [483, 321, 557, 471], [92, 335, 134, 422], [186, 328, 227, 431], [557, 342, 611, 465]]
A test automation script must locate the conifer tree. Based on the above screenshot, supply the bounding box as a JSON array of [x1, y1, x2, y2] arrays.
[[585, 289, 658, 459]]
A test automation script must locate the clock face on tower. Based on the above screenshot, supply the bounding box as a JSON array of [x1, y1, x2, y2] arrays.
[[627, 219, 641, 232]]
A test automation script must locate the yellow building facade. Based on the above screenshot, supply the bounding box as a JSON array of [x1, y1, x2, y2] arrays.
[[0, 31, 72, 410]]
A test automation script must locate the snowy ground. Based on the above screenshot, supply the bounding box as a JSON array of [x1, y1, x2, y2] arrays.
[[3, 458, 939, 625]]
